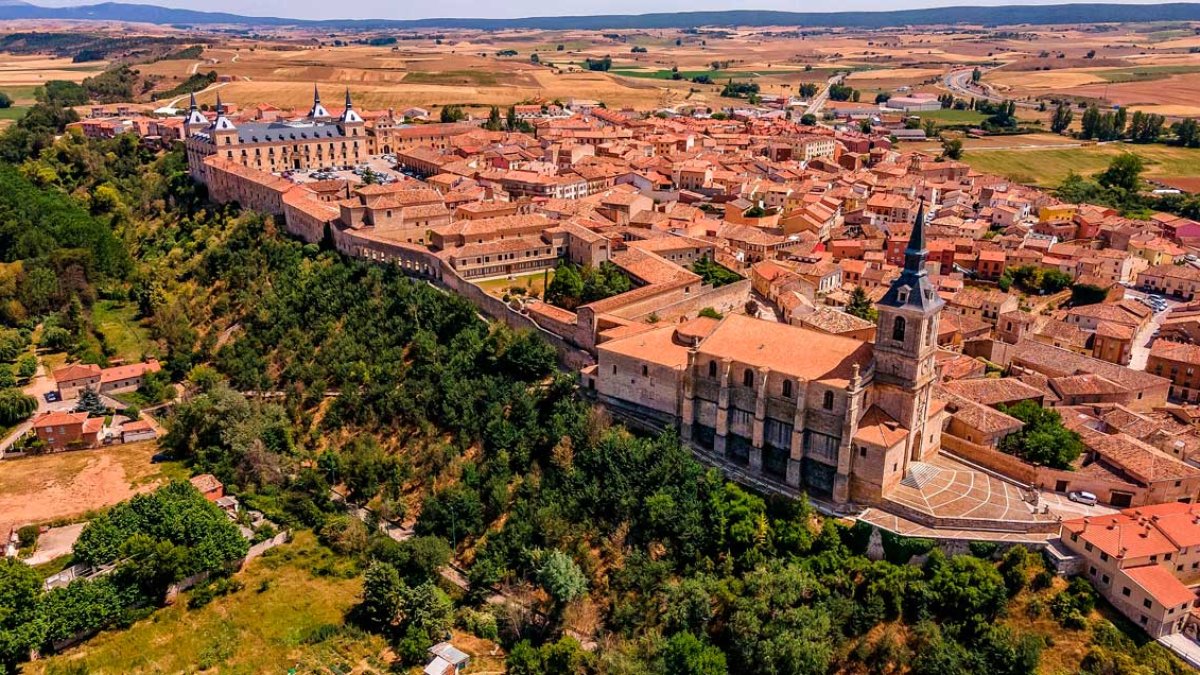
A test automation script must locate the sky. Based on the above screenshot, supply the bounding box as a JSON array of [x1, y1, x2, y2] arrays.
[[37, 0, 1173, 21]]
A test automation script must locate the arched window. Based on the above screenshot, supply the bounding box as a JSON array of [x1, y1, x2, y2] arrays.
[[782, 379, 793, 399], [892, 316, 906, 342], [823, 391, 834, 410], [708, 361, 718, 378], [743, 369, 754, 388]]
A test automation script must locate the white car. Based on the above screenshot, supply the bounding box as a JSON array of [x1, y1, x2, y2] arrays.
[[1068, 491, 1098, 506]]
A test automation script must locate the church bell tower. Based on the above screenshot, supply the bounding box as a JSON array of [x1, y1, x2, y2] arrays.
[[873, 200, 943, 464]]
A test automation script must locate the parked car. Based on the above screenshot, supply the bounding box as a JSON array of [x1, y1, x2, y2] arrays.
[[1068, 491, 1098, 506], [43, 391, 61, 403]]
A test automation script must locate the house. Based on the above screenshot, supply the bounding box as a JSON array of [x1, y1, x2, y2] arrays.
[[1060, 502, 1200, 638], [52, 363, 101, 399], [189, 474, 225, 502], [99, 359, 162, 395], [1139, 264, 1200, 301], [31, 411, 103, 451], [424, 642, 470, 675], [120, 419, 157, 443], [1148, 341, 1200, 404]]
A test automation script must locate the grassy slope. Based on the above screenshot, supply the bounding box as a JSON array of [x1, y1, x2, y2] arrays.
[[90, 299, 155, 363], [29, 532, 390, 675], [959, 143, 1200, 187]]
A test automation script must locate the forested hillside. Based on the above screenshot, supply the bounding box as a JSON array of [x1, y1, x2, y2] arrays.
[[0, 95, 1191, 674]]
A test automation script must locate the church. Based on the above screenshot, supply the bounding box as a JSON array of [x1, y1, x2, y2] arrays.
[[586, 203, 946, 505], [183, 86, 368, 181]]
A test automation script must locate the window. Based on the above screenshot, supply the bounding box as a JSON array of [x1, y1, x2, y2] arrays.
[[1143, 599, 1153, 609], [823, 391, 834, 410], [1122, 587, 1131, 597], [641, 365, 648, 377], [782, 380, 793, 399], [708, 361, 718, 378], [612, 365, 617, 375], [892, 316, 906, 342], [743, 369, 754, 388], [1100, 551, 1109, 562], [1102, 574, 1110, 584]]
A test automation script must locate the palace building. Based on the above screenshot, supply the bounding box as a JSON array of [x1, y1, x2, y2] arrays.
[[184, 86, 369, 180], [587, 202, 946, 505]]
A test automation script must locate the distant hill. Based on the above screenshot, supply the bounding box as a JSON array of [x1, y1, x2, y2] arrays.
[[3, 1, 1200, 30]]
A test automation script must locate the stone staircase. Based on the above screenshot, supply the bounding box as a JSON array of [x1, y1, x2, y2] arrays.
[[901, 461, 941, 489]]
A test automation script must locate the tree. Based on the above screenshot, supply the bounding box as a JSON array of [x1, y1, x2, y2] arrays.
[[358, 561, 405, 633], [971, 67, 982, 83], [440, 105, 465, 123], [1051, 102, 1073, 134], [997, 400, 1084, 469], [1096, 152, 1144, 193], [922, 118, 938, 139], [0, 92, 11, 110], [846, 286, 877, 322], [342, 436, 405, 503], [941, 138, 964, 160], [661, 632, 727, 675], [800, 113, 817, 126], [15, 353, 37, 380], [537, 549, 587, 606], [74, 385, 107, 416], [0, 558, 44, 669], [1173, 118, 1200, 148], [546, 262, 584, 309], [0, 388, 36, 425]]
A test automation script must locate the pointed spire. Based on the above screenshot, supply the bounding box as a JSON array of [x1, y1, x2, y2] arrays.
[[189, 91, 197, 110], [345, 87, 352, 108], [902, 198, 928, 276], [215, 92, 224, 115], [313, 83, 320, 104]]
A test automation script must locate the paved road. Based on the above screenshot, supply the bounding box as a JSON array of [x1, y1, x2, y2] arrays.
[[942, 67, 1040, 109], [805, 72, 845, 119]]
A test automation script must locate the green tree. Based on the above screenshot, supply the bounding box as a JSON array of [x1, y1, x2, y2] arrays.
[[440, 105, 465, 123], [997, 400, 1084, 469], [0, 388, 36, 425], [1096, 153, 1144, 193], [537, 549, 587, 606], [661, 631, 727, 675], [0, 92, 11, 109], [941, 138, 964, 160], [1050, 102, 1073, 134], [846, 286, 877, 322], [74, 386, 107, 416], [485, 106, 502, 131], [0, 558, 44, 669]]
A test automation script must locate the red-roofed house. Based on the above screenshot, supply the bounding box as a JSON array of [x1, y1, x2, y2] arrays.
[[31, 411, 103, 451], [1061, 502, 1200, 637]]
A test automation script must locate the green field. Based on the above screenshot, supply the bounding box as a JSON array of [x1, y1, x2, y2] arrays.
[[609, 67, 809, 80], [475, 269, 554, 298], [915, 108, 989, 126], [0, 106, 27, 121], [29, 532, 388, 675], [0, 85, 40, 103], [1095, 65, 1200, 83], [960, 143, 1200, 187], [91, 300, 154, 363], [402, 70, 501, 86]]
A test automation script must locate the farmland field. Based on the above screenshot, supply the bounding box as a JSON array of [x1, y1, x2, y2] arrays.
[[957, 143, 1200, 187], [0, 441, 184, 534]]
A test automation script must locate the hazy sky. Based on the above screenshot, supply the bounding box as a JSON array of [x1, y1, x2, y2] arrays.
[[39, 0, 1171, 21]]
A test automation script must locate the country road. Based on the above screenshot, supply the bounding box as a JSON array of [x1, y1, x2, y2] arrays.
[[806, 71, 845, 119], [942, 67, 1040, 109], [164, 81, 229, 109]]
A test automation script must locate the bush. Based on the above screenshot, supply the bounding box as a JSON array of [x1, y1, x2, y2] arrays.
[[16, 525, 39, 549], [318, 514, 370, 556], [457, 607, 499, 640]]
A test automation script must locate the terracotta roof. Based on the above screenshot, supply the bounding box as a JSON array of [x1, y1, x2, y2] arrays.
[[941, 378, 1045, 407], [53, 363, 101, 383], [100, 359, 161, 384], [189, 473, 224, 494], [1125, 564, 1196, 608], [853, 405, 908, 448], [696, 314, 872, 385], [32, 410, 90, 428]]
